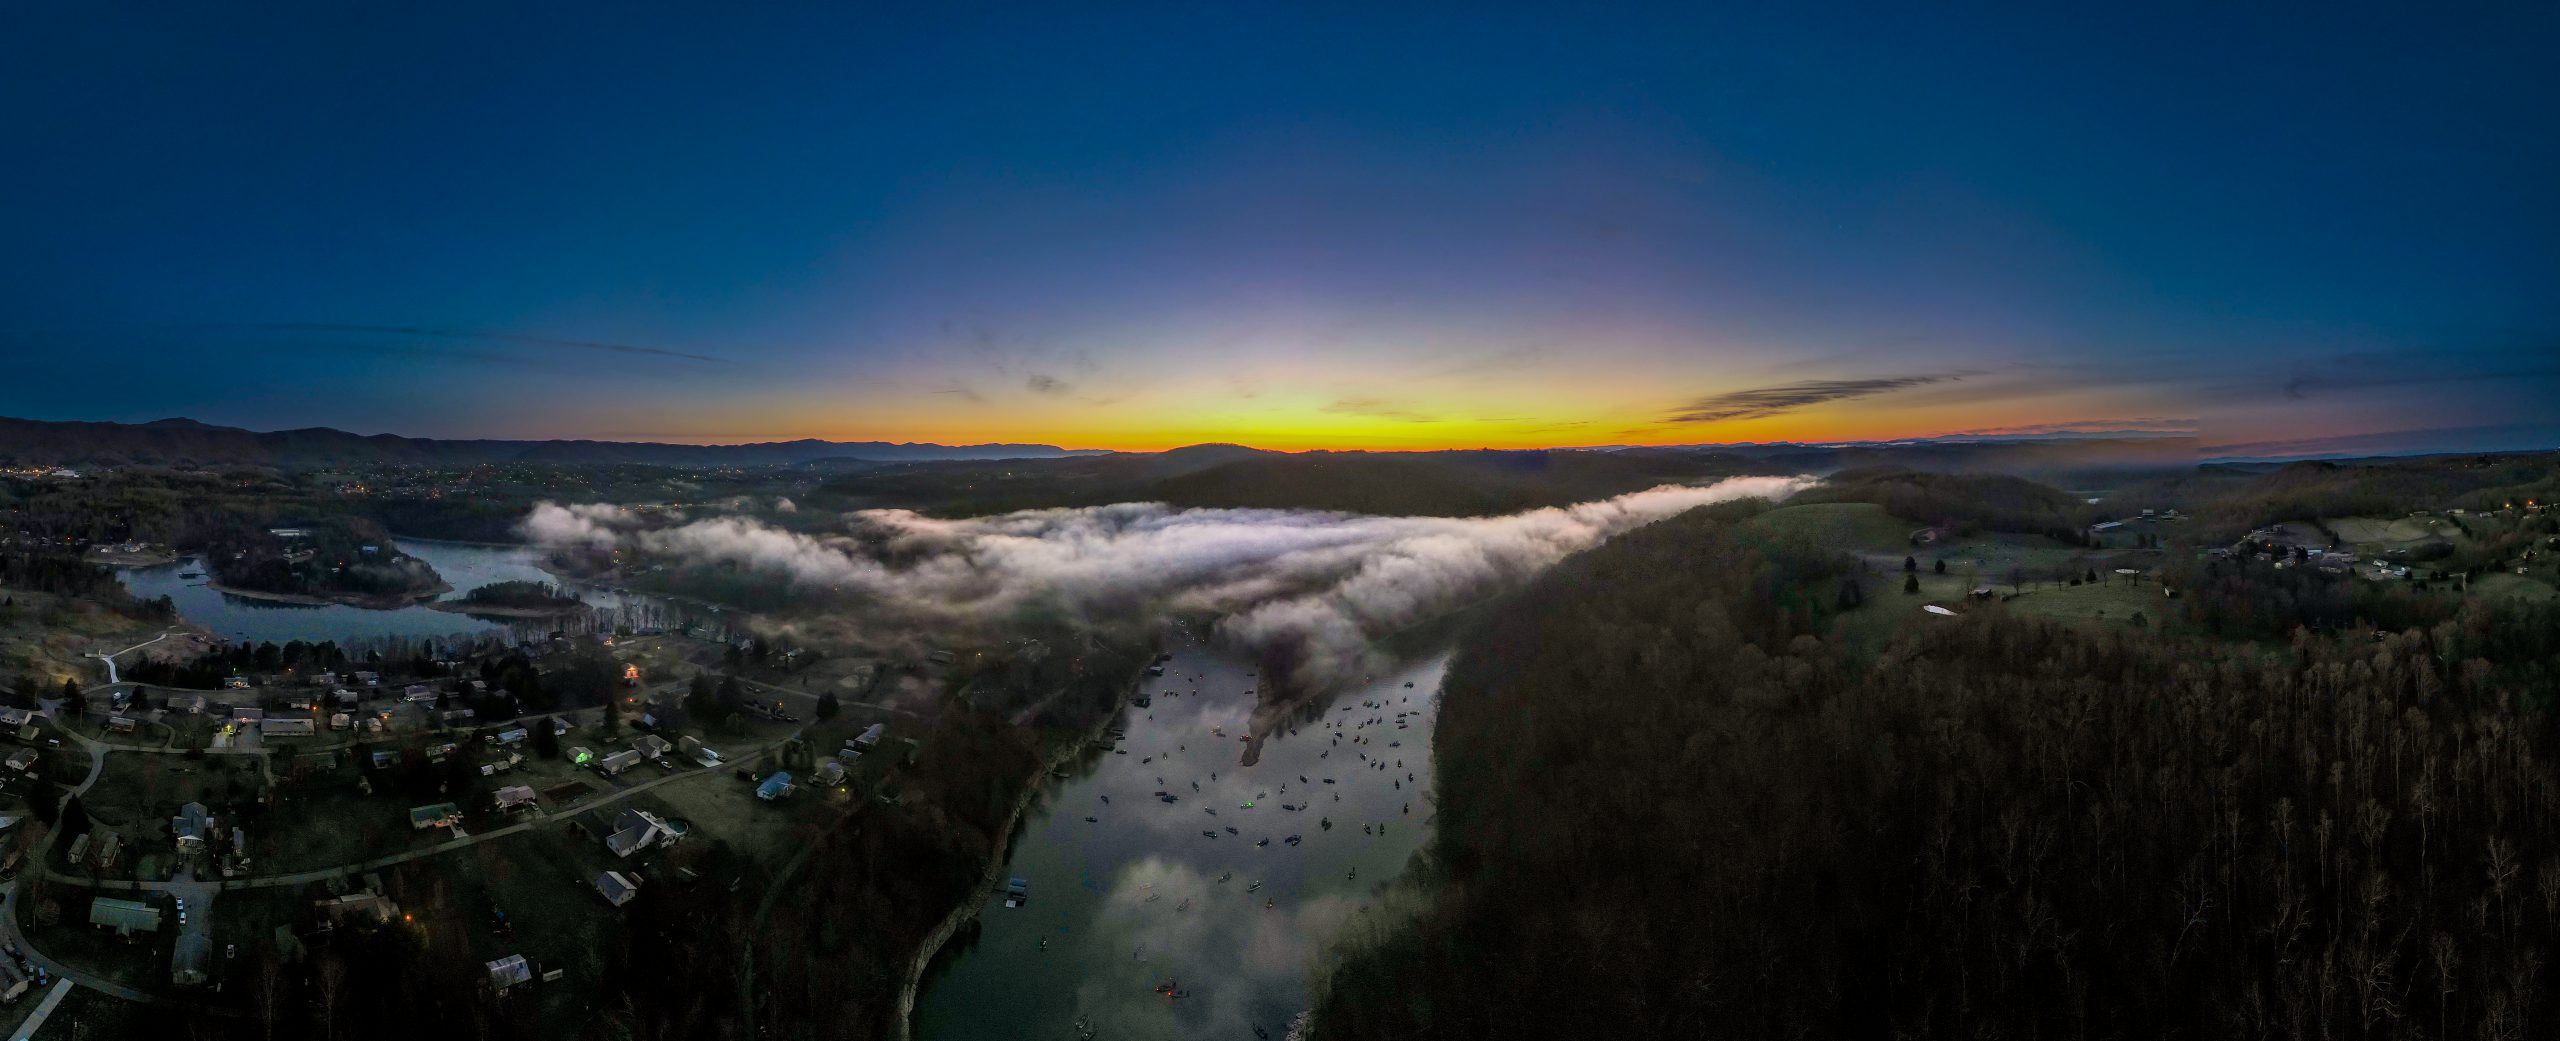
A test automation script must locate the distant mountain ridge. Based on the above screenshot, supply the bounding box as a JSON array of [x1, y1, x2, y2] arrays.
[[0, 415, 1098, 467]]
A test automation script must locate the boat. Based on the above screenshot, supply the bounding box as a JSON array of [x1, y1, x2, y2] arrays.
[[1083, 816, 1097, 823], [1246, 880, 1262, 892]]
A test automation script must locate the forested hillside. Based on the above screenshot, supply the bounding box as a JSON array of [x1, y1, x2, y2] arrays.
[[1316, 497, 2560, 1040]]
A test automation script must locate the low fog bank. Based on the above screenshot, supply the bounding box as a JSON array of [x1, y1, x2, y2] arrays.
[[524, 475, 1816, 693]]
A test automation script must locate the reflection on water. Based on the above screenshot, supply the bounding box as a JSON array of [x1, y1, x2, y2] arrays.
[[117, 539, 702, 647], [915, 632, 1442, 1041]]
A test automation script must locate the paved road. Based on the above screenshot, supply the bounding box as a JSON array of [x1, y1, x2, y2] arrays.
[[12, 978, 72, 1040]]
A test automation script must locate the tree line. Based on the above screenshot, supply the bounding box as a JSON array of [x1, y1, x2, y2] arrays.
[[1315, 497, 2560, 1041]]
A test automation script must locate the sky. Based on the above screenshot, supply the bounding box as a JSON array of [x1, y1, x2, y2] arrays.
[[2, 5, 2555, 456]]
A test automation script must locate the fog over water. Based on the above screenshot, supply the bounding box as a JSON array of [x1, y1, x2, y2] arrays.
[[525, 475, 1814, 690]]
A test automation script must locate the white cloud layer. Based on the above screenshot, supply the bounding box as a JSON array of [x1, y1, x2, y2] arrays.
[[524, 475, 1813, 689]]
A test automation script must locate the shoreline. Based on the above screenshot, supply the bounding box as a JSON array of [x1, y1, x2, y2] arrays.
[[205, 579, 453, 610], [390, 534, 531, 549], [426, 599, 594, 620], [888, 662, 1147, 1041]]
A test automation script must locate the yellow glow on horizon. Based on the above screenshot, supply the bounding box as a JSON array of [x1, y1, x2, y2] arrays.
[[587, 364, 2194, 453]]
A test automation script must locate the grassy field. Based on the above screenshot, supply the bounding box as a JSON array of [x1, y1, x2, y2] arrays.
[[1744, 502, 1918, 552], [255, 764, 439, 874], [1827, 562, 2171, 660], [2470, 571, 2560, 603], [80, 752, 264, 833], [0, 587, 167, 694], [2005, 579, 2171, 628]]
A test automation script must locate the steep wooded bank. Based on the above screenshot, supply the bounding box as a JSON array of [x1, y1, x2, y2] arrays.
[[1314, 500, 2560, 1040]]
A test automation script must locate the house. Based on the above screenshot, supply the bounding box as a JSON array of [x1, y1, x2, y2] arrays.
[[403, 684, 436, 703], [478, 753, 524, 776], [181, 694, 207, 714], [492, 727, 528, 746], [229, 706, 264, 726], [440, 707, 476, 724], [353, 671, 380, 687], [486, 954, 533, 991], [261, 717, 316, 737], [757, 772, 795, 801], [330, 712, 353, 731], [3, 748, 35, 773], [92, 831, 121, 870], [812, 758, 846, 787], [0, 708, 30, 728], [632, 734, 671, 760], [549, 716, 572, 736], [853, 723, 886, 751], [0, 958, 26, 1002], [595, 749, 643, 777], [409, 803, 463, 830], [603, 808, 680, 858], [172, 802, 213, 852], [332, 688, 361, 707], [67, 834, 89, 863], [491, 785, 538, 812], [594, 870, 640, 907], [317, 891, 399, 925], [89, 897, 161, 936], [370, 749, 399, 769], [107, 715, 137, 734], [567, 745, 595, 766]]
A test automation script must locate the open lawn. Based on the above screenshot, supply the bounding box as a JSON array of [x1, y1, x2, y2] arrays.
[[1745, 502, 1918, 553], [2330, 515, 2456, 544], [249, 766, 445, 874], [2005, 579, 2172, 629], [640, 769, 830, 869], [79, 752, 264, 833], [1830, 566, 2173, 660], [2469, 572, 2560, 603]]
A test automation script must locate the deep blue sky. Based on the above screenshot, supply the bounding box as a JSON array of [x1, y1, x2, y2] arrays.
[[3, 5, 2554, 453]]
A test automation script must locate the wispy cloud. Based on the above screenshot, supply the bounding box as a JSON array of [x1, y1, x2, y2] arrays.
[[1666, 372, 1974, 424], [1025, 373, 1073, 395], [1322, 396, 1439, 423], [929, 380, 986, 403], [1938, 417, 2196, 438]]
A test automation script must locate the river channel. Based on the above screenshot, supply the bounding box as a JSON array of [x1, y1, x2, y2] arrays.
[[914, 625, 1444, 1040]]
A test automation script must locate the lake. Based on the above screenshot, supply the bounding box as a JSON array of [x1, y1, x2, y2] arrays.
[[116, 538, 704, 648], [913, 627, 1443, 1040]]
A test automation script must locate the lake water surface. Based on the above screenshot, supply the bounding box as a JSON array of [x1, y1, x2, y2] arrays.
[[914, 629, 1443, 1040], [117, 538, 698, 646]]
